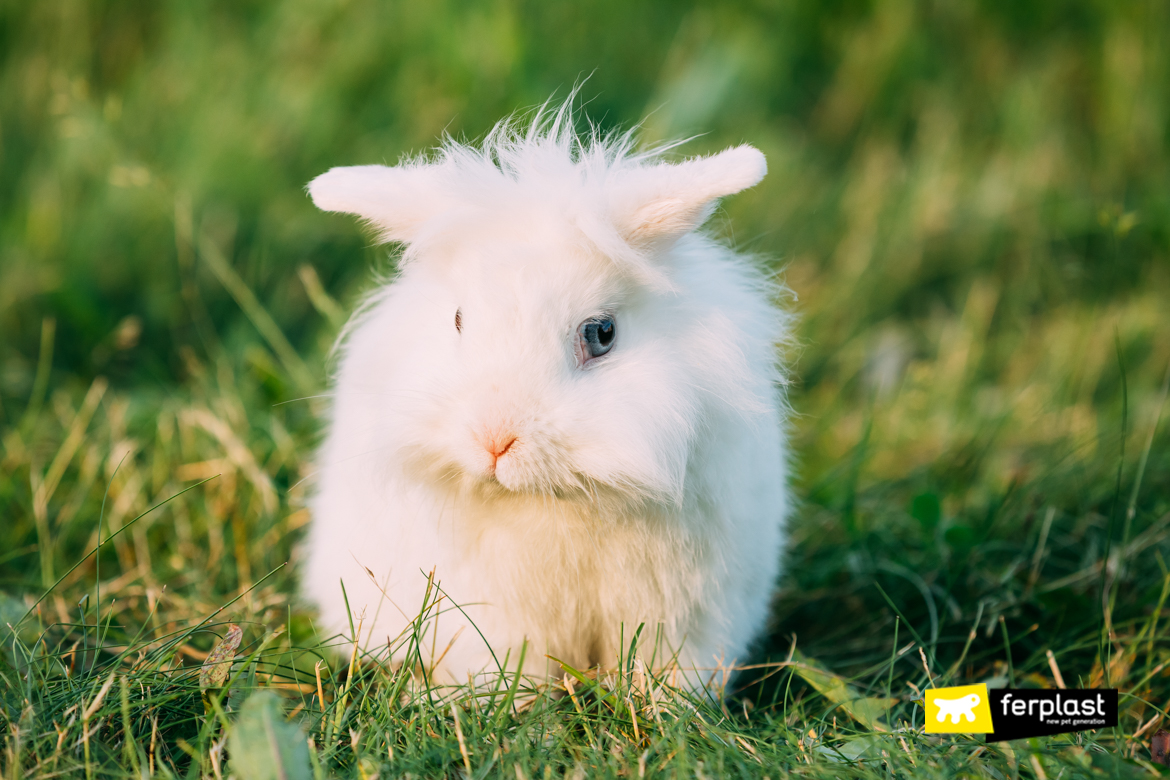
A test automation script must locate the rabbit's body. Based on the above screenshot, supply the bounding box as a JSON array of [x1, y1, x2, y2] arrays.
[[304, 112, 789, 687]]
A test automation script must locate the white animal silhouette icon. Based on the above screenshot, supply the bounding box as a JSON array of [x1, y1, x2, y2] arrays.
[[934, 693, 982, 723]]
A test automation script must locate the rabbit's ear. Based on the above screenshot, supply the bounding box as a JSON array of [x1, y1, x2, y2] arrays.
[[616, 145, 766, 249], [308, 164, 446, 244]]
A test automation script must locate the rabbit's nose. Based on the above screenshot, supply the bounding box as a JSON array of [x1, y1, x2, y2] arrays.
[[482, 432, 518, 471]]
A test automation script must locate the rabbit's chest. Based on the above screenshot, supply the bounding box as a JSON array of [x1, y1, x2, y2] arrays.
[[457, 501, 710, 658]]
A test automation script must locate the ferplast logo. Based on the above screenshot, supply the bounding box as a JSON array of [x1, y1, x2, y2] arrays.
[[986, 689, 1118, 741], [923, 686, 1119, 741], [925, 684, 994, 734]]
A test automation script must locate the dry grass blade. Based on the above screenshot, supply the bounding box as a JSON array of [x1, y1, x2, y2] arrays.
[[198, 231, 316, 394]]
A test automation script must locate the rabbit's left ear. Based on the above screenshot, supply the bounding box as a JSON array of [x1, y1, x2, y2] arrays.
[[308, 163, 447, 244], [614, 145, 766, 249]]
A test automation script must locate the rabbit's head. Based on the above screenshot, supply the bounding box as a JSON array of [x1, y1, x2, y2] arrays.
[[310, 118, 773, 508]]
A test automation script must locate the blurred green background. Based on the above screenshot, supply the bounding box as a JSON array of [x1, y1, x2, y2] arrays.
[[4, 0, 1166, 393], [2, 0, 1169, 680]]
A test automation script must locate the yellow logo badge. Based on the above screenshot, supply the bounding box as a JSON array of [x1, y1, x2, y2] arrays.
[[925, 684, 995, 734]]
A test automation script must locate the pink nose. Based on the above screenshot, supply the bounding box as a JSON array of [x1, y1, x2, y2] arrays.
[[484, 434, 517, 469]]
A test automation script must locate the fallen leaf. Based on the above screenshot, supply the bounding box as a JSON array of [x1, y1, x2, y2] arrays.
[[200, 624, 243, 691], [791, 651, 896, 732]]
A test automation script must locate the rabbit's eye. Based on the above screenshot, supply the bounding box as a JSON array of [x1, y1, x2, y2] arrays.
[[578, 316, 615, 362], [455, 308, 462, 333]]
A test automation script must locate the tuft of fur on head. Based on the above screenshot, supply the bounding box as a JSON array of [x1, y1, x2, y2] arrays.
[[309, 101, 766, 289]]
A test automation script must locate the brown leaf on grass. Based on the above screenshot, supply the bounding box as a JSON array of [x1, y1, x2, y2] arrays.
[[1152, 730, 1169, 766], [199, 624, 242, 691]]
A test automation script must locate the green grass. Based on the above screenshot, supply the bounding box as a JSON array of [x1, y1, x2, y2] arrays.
[[3, 0, 1170, 777]]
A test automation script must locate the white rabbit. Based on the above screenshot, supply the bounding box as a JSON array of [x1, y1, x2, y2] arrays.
[[303, 106, 790, 691]]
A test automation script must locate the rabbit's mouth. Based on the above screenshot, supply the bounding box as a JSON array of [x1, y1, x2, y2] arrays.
[[427, 456, 671, 514], [399, 433, 678, 510]]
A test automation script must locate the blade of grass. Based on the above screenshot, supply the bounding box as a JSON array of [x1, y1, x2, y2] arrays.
[[199, 230, 315, 395], [13, 477, 217, 630]]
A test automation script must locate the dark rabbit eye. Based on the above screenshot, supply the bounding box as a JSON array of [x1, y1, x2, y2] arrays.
[[455, 308, 462, 333], [578, 316, 616, 361]]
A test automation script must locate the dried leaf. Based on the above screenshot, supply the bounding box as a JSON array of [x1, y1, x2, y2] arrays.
[[200, 624, 242, 691], [1152, 729, 1169, 766]]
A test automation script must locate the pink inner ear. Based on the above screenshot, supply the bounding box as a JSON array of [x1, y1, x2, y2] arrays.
[[614, 146, 766, 248], [624, 197, 709, 247]]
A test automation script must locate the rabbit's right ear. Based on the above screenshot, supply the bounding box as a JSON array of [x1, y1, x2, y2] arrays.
[[308, 164, 446, 244]]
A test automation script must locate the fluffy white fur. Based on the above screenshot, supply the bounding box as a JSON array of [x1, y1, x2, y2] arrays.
[[304, 107, 789, 690]]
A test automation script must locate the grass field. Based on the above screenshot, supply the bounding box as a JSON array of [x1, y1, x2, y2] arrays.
[[3, 1, 1170, 777]]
